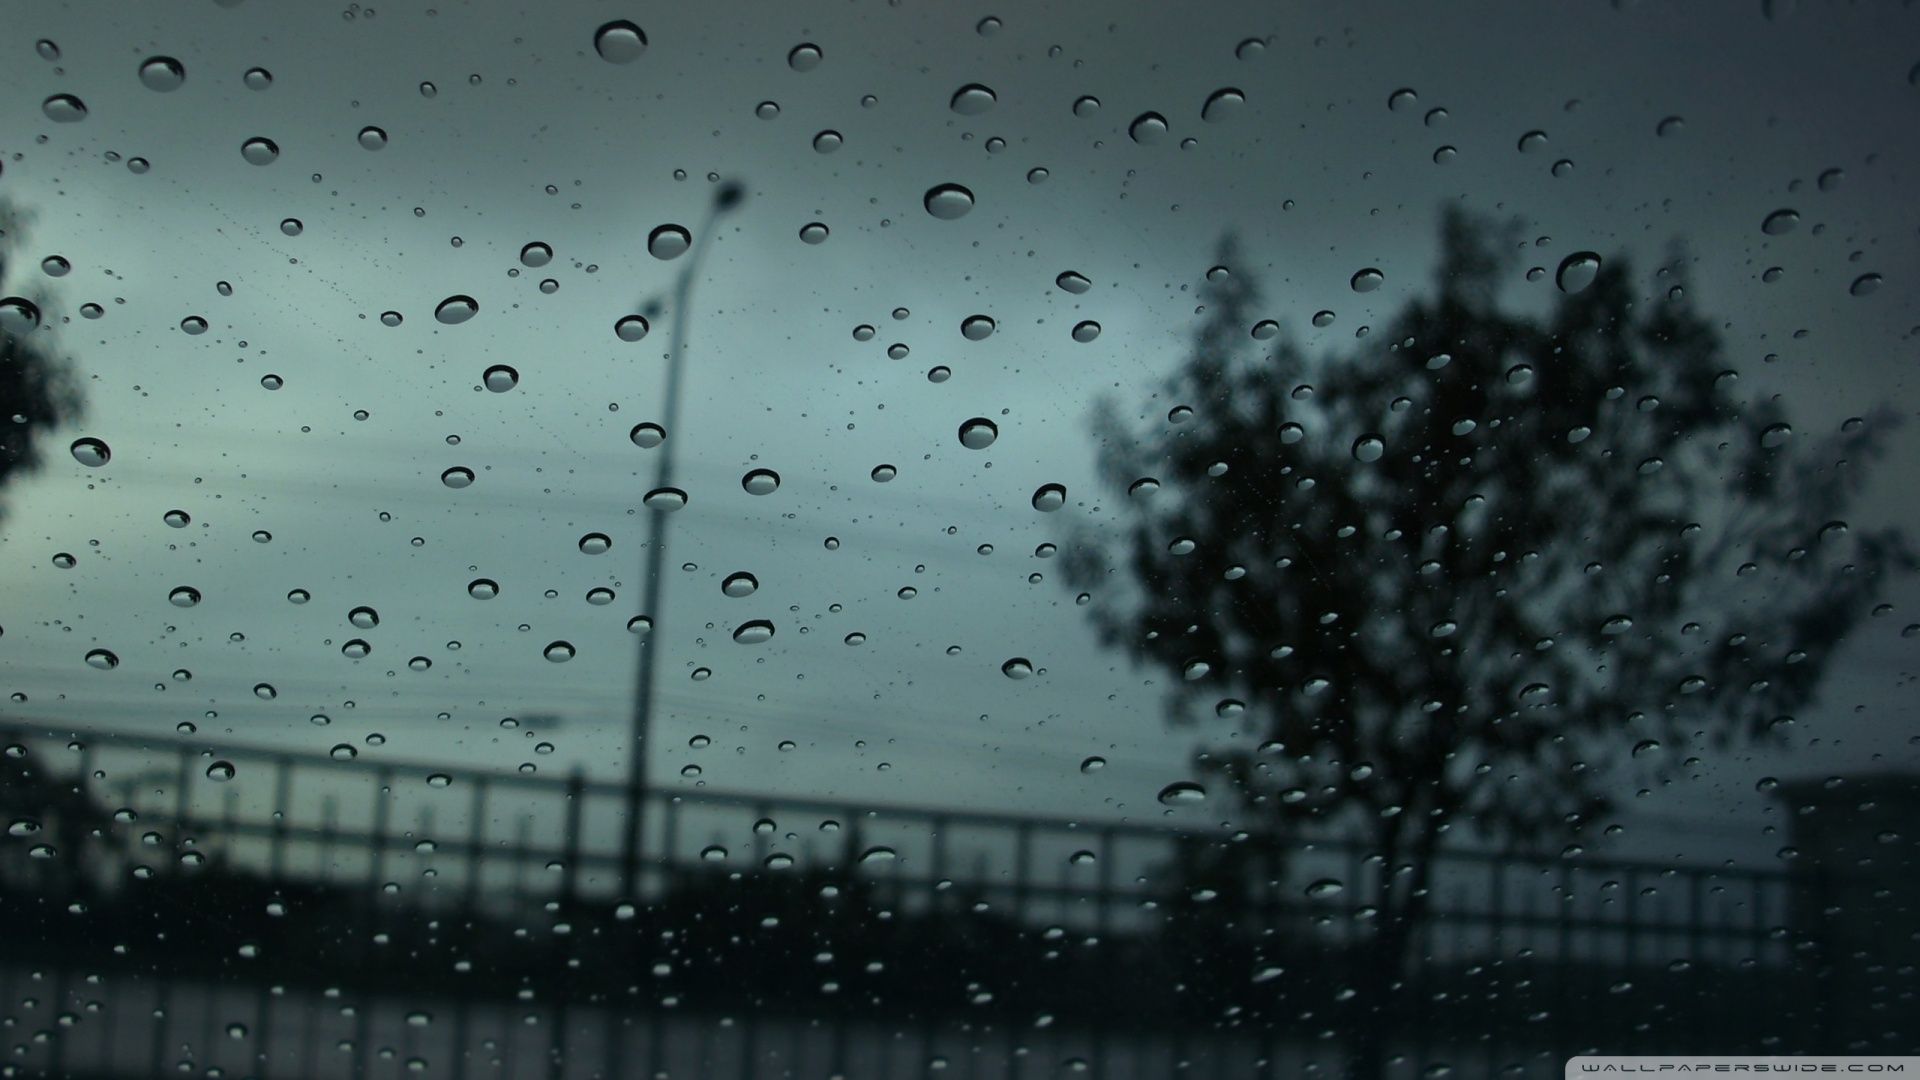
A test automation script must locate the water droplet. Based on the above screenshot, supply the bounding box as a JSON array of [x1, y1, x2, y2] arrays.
[[629, 422, 666, 448], [1201, 87, 1245, 123], [798, 222, 830, 245], [1031, 483, 1066, 512], [241, 137, 280, 165], [727, 467, 781, 497], [950, 84, 996, 115], [958, 417, 999, 449], [434, 295, 478, 324], [733, 620, 775, 644], [923, 184, 975, 220], [346, 606, 380, 630], [179, 315, 210, 335], [859, 845, 898, 865], [1817, 167, 1845, 192], [164, 509, 191, 528], [1071, 320, 1102, 342], [1556, 251, 1601, 293], [441, 466, 475, 489], [1055, 271, 1091, 295], [1157, 782, 1206, 806], [244, 67, 273, 90], [357, 126, 388, 150], [628, 615, 653, 635], [586, 587, 616, 606], [42, 94, 87, 122], [1601, 614, 1634, 635], [648, 224, 691, 260], [1352, 435, 1385, 462], [1251, 319, 1279, 340], [787, 43, 823, 72], [871, 464, 897, 483], [543, 641, 575, 663], [1632, 739, 1662, 758], [1072, 95, 1101, 118], [35, 39, 60, 61], [483, 365, 519, 392], [1759, 422, 1793, 449], [594, 20, 648, 64], [1849, 273, 1882, 298], [1001, 657, 1033, 679], [1761, 209, 1800, 236], [70, 437, 111, 467], [811, 129, 843, 153], [1305, 878, 1344, 898], [168, 586, 202, 608], [1128, 112, 1169, 145], [722, 572, 759, 598], [1655, 115, 1685, 138], [960, 314, 997, 340], [519, 241, 552, 268], [644, 487, 687, 511], [84, 649, 119, 670], [137, 56, 187, 92], [1516, 129, 1548, 153], [615, 314, 651, 341], [206, 761, 236, 782], [1349, 268, 1384, 293], [254, 682, 277, 700], [579, 533, 612, 554]]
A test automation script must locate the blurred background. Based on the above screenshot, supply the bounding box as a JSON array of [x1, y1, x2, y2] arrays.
[[2, 1, 1916, 1076]]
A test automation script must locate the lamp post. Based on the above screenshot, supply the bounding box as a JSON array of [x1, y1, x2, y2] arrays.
[[618, 180, 745, 901]]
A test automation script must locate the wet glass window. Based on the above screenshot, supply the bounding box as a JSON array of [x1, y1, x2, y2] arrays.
[[2, 4, 1917, 1077]]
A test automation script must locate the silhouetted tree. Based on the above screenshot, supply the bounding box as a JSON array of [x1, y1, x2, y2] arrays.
[[0, 200, 80, 524], [1066, 208, 1907, 1076]]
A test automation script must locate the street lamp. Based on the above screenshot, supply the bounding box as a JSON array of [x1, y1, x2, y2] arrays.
[[618, 180, 745, 900]]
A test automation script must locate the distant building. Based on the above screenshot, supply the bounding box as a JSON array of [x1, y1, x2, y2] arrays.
[[1774, 773, 1920, 1051]]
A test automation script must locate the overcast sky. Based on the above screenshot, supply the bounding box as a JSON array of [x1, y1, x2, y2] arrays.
[[3, 0, 1917, 866]]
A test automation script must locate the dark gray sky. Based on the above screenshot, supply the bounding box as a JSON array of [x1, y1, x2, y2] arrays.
[[3, 0, 1916, 865]]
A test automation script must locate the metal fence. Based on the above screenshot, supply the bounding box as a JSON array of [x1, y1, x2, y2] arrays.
[[0, 718, 1875, 1079]]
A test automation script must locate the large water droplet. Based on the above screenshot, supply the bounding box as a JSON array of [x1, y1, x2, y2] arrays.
[[1071, 320, 1102, 342], [787, 43, 823, 71], [1201, 87, 1245, 123], [578, 532, 612, 554], [1157, 781, 1206, 806], [0, 296, 42, 334], [1760, 422, 1793, 449], [434, 295, 478, 324], [1556, 251, 1601, 293], [960, 314, 997, 340], [615, 314, 651, 341], [1128, 111, 1169, 144], [950, 84, 996, 115], [139, 57, 187, 92], [70, 437, 111, 467], [648, 224, 691, 260], [357, 126, 388, 150], [733, 620, 775, 644], [84, 648, 120, 670], [923, 184, 975, 220], [1080, 756, 1106, 774], [1072, 95, 1101, 118], [1849, 273, 1882, 298], [741, 468, 781, 495], [629, 422, 665, 448], [798, 222, 830, 245], [1350, 268, 1384, 293], [1305, 878, 1345, 898], [644, 487, 688, 511], [441, 466, 475, 489], [520, 242, 553, 268], [244, 67, 273, 90], [206, 761, 236, 782], [1002, 657, 1033, 679], [1760, 209, 1800, 236], [1032, 483, 1066, 512], [812, 129, 843, 154], [168, 586, 202, 608], [483, 365, 519, 392], [958, 417, 999, 449], [467, 578, 499, 599], [240, 137, 280, 165], [543, 641, 576, 663], [1055, 271, 1091, 294], [1352, 434, 1385, 462], [722, 571, 759, 598], [42, 94, 88, 122], [594, 20, 648, 63]]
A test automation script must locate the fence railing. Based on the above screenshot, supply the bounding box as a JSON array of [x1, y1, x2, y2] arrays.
[[0, 717, 1871, 1078]]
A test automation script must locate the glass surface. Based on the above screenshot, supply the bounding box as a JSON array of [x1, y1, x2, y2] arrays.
[[2, 3, 1917, 1077]]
